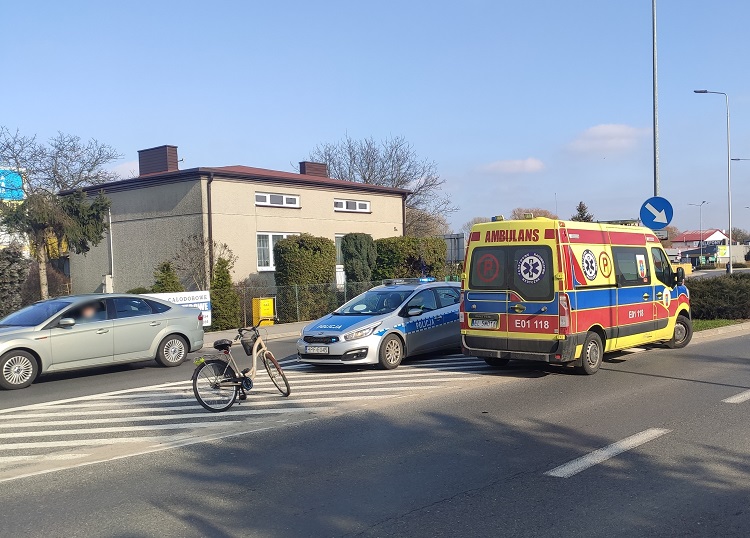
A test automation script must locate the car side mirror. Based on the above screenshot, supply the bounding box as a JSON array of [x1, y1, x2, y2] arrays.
[[675, 267, 685, 286], [407, 308, 423, 317], [58, 317, 76, 328]]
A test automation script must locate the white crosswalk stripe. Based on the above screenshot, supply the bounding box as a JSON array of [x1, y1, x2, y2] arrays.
[[0, 356, 494, 481]]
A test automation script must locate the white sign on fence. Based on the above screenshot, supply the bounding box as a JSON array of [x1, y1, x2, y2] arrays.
[[146, 290, 212, 326]]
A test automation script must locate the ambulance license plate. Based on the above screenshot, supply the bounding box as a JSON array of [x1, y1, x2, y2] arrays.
[[305, 346, 329, 354], [471, 319, 498, 329]]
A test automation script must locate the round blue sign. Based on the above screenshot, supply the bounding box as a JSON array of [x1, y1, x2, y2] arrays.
[[639, 196, 673, 231]]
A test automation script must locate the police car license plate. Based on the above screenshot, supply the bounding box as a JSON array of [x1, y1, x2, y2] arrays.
[[471, 319, 498, 329], [305, 346, 329, 354]]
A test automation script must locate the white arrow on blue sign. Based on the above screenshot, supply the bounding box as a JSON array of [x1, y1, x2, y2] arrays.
[[639, 196, 673, 230]]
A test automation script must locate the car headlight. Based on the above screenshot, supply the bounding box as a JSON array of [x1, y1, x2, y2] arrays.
[[343, 322, 381, 341]]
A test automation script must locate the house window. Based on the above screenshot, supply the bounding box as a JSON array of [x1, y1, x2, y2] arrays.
[[257, 232, 295, 270], [334, 199, 370, 213], [255, 192, 300, 208]]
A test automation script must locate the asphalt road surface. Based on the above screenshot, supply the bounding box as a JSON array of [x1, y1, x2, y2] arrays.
[[1, 333, 749, 537]]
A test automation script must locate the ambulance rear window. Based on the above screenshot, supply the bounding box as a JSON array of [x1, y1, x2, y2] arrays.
[[469, 246, 554, 301]]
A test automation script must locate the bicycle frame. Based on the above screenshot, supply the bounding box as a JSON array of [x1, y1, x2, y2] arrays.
[[207, 328, 268, 385]]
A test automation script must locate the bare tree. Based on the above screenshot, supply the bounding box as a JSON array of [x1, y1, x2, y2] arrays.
[[510, 207, 559, 220], [308, 135, 456, 235], [172, 235, 238, 290], [0, 127, 121, 298], [405, 207, 451, 237], [460, 216, 491, 236]]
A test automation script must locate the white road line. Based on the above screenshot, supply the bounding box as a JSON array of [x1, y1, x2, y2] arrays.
[[0, 390, 438, 428], [722, 389, 750, 404], [0, 421, 244, 439], [544, 428, 671, 478], [0, 453, 90, 463], [0, 437, 178, 450]]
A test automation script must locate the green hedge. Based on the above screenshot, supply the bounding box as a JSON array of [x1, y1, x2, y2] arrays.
[[372, 236, 447, 280], [687, 273, 750, 319], [274, 234, 337, 322], [342, 233, 377, 297]]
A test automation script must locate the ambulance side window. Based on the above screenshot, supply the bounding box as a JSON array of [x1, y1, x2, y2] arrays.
[[651, 248, 674, 287], [612, 247, 651, 286]]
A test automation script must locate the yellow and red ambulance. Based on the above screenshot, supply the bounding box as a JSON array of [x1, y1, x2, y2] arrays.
[[460, 216, 691, 374]]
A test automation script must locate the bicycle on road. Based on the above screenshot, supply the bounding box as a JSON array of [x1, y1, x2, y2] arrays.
[[192, 325, 291, 412]]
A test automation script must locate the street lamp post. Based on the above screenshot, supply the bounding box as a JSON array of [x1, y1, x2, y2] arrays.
[[694, 90, 732, 273], [688, 201, 709, 263]]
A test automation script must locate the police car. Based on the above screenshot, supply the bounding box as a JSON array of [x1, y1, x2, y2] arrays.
[[297, 279, 461, 369]]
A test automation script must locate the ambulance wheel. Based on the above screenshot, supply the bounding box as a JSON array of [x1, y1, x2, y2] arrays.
[[378, 335, 404, 370], [667, 315, 693, 349], [484, 358, 510, 368], [578, 332, 603, 375]]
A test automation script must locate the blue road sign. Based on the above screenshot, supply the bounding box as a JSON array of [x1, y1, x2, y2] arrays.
[[640, 196, 673, 231]]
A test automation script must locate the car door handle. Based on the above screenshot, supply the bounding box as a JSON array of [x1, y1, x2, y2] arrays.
[[513, 304, 526, 313], [643, 293, 651, 300], [656, 292, 663, 299], [96, 328, 110, 334], [149, 321, 161, 326], [434, 315, 443, 320]]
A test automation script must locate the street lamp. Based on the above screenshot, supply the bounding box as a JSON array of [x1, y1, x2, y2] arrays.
[[688, 201, 709, 262], [694, 89, 732, 273]]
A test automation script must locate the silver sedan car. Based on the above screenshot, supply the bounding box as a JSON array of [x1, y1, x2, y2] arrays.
[[0, 294, 204, 390], [297, 279, 461, 369]]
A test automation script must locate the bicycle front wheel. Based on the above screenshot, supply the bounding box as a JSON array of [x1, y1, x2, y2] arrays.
[[261, 351, 291, 397], [192, 360, 239, 412]]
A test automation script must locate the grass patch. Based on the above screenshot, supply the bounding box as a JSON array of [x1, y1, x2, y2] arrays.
[[692, 319, 745, 332]]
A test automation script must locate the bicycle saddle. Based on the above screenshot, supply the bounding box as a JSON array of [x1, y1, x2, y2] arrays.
[[213, 339, 233, 351]]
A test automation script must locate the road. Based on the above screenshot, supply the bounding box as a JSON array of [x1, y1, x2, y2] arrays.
[[690, 267, 750, 279], [1, 332, 750, 537]]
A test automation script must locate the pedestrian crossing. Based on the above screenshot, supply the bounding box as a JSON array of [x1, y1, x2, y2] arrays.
[[0, 355, 496, 482]]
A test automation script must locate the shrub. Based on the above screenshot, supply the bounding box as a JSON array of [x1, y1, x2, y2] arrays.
[[274, 234, 336, 322], [372, 236, 447, 281], [342, 233, 377, 296], [687, 273, 750, 319], [152, 261, 184, 293], [210, 257, 241, 330], [127, 286, 152, 294], [0, 244, 31, 318]]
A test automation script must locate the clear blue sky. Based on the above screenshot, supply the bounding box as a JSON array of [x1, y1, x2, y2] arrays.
[[4, 0, 750, 233]]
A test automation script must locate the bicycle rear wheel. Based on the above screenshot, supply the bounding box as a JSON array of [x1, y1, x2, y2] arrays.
[[261, 351, 291, 397], [192, 360, 238, 412]]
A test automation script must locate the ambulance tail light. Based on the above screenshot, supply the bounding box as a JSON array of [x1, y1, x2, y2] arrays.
[[558, 293, 570, 335]]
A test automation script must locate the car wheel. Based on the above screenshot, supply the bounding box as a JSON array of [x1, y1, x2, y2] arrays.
[[156, 335, 189, 367], [577, 332, 603, 375], [378, 334, 404, 370], [667, 315, 693, 349], [484, 358, 510, 368], [0, 350, 38, 390]]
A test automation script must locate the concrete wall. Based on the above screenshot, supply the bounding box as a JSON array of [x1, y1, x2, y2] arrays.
[[70, 180, 204, 293], [208, 178, 404, 281]]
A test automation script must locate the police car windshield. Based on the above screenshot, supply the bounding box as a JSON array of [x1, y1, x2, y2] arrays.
[[335, 289, 412, 315]]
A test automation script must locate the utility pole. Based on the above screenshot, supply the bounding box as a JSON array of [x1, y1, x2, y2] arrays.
[[652, 0, 660, 196]]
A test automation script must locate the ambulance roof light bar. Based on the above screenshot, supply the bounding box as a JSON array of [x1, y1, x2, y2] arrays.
[[491, 215, 505, 222], [523, 213, 534, 220]]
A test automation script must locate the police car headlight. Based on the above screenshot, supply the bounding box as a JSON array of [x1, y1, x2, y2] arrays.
[[343, 322, 382, 341]]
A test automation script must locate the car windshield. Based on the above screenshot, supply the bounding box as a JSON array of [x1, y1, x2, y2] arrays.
[[335, 289, 413, 315], [0, 300, 74, 327]]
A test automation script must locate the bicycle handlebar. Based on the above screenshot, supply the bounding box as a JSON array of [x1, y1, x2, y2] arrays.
[[235, 319, 280, 339]]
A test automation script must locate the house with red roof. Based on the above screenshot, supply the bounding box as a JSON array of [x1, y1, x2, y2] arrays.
[[670, 229, 728, 249], [69, 145, 408, 293]]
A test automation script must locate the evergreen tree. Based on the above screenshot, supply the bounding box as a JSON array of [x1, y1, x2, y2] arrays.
[[571, 201, 595, 222], [152, 261, 184, 293], [210, 257, 240, 330], [0, 244, 31, 318]]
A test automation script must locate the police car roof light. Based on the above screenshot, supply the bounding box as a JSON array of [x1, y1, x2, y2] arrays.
[[418, 277, 436, 282]]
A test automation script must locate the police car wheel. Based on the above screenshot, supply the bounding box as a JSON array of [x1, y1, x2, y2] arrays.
[[667, 315, 693, 349], [578, 332, 603, 375], [378, 335, 404, 370]]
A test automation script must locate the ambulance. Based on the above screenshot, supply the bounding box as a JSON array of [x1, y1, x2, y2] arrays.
[[460, 216, 691, 374]]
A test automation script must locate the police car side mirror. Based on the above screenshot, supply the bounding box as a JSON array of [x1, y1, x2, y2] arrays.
[[407, 308, 423, 317], [675, 267, 685, 286]]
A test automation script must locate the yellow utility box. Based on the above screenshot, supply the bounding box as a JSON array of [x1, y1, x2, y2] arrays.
[[252, 297, 276, 326]]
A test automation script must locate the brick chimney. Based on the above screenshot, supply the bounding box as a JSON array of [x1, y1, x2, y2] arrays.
[[138, 145, 179, 176], [299, 161, 328, 177]]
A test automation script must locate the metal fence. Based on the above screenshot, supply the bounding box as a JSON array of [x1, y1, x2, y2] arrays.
[[234, 280, 380, 325]]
